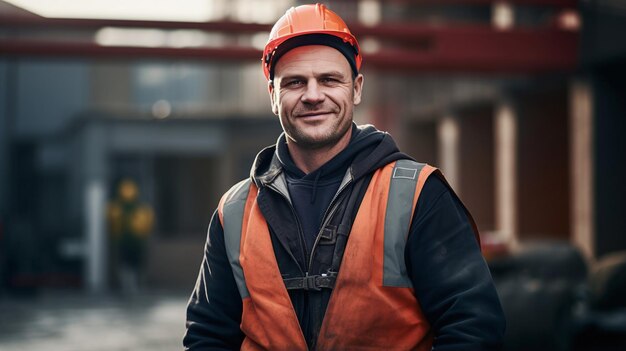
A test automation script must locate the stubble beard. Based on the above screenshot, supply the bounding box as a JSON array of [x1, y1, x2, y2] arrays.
[[284, 111, 352, 150]]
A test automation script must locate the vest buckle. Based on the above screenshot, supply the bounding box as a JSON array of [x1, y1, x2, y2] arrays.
[[304, 275, 321, 291], [283, 273, 337, 291]]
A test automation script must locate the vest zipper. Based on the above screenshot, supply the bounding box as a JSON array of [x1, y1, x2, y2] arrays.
[[306, 172, 353, 272], [266, 183, 308, 274]]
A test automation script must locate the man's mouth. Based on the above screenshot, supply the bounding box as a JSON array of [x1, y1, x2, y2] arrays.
[[296, 111, 333, 118]]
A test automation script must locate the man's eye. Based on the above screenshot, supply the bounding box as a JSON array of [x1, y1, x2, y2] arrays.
[[320, 77, 339, 84], [286, 80, 304, 87]]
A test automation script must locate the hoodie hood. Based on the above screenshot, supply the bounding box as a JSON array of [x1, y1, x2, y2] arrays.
[[250, 123, 412, 187]]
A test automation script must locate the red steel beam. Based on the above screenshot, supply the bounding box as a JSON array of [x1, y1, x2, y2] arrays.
[[0, 15, 576, 45], [0, 15, 272, 33], [0, 10, 574, 35], [0, 11, 578, 74], [352, 22, 574, 42], [0, 40, 261, 61], [0, 24, 578, 74], [366, 27, 578, 73]]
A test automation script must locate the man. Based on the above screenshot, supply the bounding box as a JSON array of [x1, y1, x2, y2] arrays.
[[184, 3, 505, 350], [107, 178, 154, 294]]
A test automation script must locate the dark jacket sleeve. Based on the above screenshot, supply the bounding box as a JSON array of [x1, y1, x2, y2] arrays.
[[183, 210, 245, 350], [406, 175, 506, 351]]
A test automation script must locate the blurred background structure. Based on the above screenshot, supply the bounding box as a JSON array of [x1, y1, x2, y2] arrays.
[[0, 0, 625, 350]]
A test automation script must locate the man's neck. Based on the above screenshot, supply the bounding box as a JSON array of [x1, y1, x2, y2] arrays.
[[287, 134, 351, 174]]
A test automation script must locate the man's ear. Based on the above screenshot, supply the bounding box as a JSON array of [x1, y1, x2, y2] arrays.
[[353, 74, 364, 105], [268, 80, 279, 115]]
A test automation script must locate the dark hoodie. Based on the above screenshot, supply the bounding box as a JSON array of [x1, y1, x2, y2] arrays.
[[275, 124, 408, 253], [184, 124, 506, 351]]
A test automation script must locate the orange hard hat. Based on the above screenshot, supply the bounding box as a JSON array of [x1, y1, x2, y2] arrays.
[[262, 3, 362, 80]]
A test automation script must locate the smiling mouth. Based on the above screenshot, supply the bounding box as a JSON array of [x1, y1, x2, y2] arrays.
[[297, 112, 333, 117]]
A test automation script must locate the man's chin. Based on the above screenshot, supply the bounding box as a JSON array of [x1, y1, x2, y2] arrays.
[[291, 130, 350, 150], [290, 134, 336, 150]]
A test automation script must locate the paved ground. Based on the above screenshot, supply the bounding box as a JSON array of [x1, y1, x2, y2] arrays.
[[0, 290, 189, 351]]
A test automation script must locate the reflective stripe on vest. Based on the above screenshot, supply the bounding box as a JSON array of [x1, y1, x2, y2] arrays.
[[218, 178, 253, 299], [384, 159, 425, 287], [218, 160, 438, 350]]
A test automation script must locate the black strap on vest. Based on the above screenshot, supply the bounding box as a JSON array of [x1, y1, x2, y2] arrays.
[[283, 272, 338, 291]]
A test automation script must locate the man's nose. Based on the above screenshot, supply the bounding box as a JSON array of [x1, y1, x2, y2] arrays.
[[301, 80, 325, 104]]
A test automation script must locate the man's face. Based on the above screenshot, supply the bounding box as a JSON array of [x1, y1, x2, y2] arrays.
[[269, 45, 363, 150]]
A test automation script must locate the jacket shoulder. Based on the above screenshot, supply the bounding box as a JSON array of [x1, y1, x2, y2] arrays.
[[386, 159, 439, 187], [217, 178, 253, 226]]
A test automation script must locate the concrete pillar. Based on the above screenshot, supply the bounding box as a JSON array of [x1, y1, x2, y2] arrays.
[[569, 80, 594, 261], [85, 179, 106, 293], [438, 115, 460, 191], [81, 122, 109, 293], [494, 101, 518, 247]]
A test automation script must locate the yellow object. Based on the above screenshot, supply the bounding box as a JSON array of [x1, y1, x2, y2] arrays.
[[118, 179, 139, 202], [131, 206, 154, 237], [107, 178, 154, 238]]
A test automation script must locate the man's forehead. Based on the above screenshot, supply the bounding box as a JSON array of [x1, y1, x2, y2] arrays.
[[273, 45, 351, 77]]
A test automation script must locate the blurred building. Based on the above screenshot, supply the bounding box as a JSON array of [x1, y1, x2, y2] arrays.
[[0, 0, 624, 294]]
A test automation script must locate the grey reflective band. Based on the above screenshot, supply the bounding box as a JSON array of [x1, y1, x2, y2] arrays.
[[222, 179, 252, 299], [383, 160, 426, 287]]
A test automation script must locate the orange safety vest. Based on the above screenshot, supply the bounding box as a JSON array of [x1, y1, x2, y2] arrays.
[[218, 160, 443, 350]]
